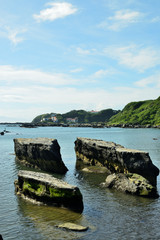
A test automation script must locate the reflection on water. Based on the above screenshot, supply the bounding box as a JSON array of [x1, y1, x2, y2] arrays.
[[1, 126, 160, 239], [17, 197, 92, 240]]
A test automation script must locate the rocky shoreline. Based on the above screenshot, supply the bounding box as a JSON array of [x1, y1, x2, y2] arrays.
[[106, 123, 160, 129], [1, 122, 160, 129], [20, 122, 160, 129]]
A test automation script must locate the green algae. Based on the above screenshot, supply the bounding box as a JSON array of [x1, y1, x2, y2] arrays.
[[49, 187, 66, 198], [22, 179, 82, 199], [49, 187, 81, 198], [23, 180, 46, 196], [127, 173, 155, 196], [139, 188, 151, 196], [76, 151, 130, 175]]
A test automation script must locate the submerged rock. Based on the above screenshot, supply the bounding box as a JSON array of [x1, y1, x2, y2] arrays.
[[75, 137, 159, 186], [57, 222, 88, 232], [101, 173, 159, 198], [82, 166, 110, 174], [14, 138, 68, 174], [15, 170, 84, 212]]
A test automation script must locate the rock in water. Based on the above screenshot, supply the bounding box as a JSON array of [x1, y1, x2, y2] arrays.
[[75, 137, 159, 186], [101, 173, 159, 198], [15, 170, 84, 212], [14, 138, 68, 174], [57, 222, 88, 231]]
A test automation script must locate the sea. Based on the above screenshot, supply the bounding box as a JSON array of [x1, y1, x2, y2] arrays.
[[0, 125, 160, 240]]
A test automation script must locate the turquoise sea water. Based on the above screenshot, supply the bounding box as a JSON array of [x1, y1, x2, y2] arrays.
[[1, 125, 160, 240]]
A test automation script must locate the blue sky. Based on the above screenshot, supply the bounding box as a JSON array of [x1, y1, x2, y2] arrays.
[[0, 0, 160, 122]]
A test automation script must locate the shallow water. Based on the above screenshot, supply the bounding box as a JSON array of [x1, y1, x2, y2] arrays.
[[1, 126, 160, 239]]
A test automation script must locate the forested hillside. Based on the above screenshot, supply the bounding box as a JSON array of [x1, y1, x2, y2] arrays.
[[32, 109, 119, 124], [109, 97, 160, 126]]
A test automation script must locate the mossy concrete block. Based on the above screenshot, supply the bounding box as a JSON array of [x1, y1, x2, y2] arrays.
[[15, 170, 84, 212], [101, 173, 159, 198], [14, 138, 68, 174], [75, 137, 159, 186]]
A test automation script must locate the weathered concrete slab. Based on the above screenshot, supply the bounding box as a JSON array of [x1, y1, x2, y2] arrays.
[[14, 138, 68, 174], [15, 170, 84, 212], [75, 137, 159, 186]]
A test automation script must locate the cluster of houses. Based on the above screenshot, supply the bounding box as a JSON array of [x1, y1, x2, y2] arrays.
[[89, 110, 99, 113], [41, 114, 58, 123], [40, 110, 98, 124], [66, 117, 78, 123], [41, 114, 78, 124]]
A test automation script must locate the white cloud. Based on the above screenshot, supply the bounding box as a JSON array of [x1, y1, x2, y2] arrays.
[[135, 74, 160, 88], [109, 9, 141, 22], [1, 83, 160, 122], [104, 45, 160, 72], [151, 16, 160, 23], [104, 0, 137, 10], [113, 86, 160, 105], [70, 68, 83, 73], [33, 2, 78, 22], [76, 47, 90, 55], [7, 29, 26, 45], [0, 65, 159, 122], [0, 65, 77, 85], [92, 69, 116, 78], [98, 9, 143, 31], [0, 26, 27, 46]]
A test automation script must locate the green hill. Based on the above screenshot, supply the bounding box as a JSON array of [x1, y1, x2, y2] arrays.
[[31, 97, 160, 126], [32, 109, 119, 124], [109, 96, 160, 126]]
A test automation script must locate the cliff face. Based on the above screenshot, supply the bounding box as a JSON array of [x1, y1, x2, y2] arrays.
[[14, 138, 68, 174], [75, 137, 159, 187]]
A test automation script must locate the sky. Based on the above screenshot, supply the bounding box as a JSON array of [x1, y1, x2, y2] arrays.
[[0, 0, 160, 122]]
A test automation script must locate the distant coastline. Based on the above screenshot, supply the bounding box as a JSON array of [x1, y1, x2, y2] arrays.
[[30, 96, 160, 128], [1, 96, 160, 128], [1, 122, 159, 129]]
